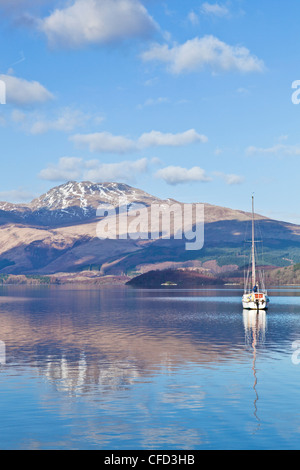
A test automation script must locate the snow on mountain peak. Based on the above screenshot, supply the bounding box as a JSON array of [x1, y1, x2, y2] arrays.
[[30, 181, 160, 211], [0, 181, 166, 226]]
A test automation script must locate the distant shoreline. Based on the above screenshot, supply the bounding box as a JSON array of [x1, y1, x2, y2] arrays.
[[0, 276, 299, 289], [0, 273, 130, 286], [1, 267, 300, 289]]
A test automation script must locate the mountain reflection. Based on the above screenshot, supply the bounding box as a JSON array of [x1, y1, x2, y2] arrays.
[[1, 288, 300, 450], [0, 287, 255, 396]]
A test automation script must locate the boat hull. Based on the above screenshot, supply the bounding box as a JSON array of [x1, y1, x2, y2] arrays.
[[242, 301, 268, 311], [242, 294, 269, 311]]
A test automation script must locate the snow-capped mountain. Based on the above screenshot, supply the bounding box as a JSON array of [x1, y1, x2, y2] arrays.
[[0, 181, 299, 276], [0, 181, 166, 226]]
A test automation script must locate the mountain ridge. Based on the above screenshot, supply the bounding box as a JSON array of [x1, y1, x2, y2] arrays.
[[0, 180, 270, 227], [0, 181, 168, 226], [0, 181, 299, 276]]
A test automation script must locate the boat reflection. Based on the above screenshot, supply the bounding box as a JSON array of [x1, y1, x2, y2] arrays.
[[243, 309, 267, 346], [243, 309, 267, 432]]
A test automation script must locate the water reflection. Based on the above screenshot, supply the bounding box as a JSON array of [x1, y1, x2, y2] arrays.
[[0, 312, 244, 396], [0, 287, 300, 449], [0, 288, 292, 401], [243, 310, 267, 347], [243, 310, 267, 432], [0, 287, 253, 397]]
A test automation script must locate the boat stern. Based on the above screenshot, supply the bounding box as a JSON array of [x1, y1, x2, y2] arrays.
[[242, 292, 269, 310]]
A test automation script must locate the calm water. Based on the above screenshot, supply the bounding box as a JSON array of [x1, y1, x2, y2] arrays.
[[0, 285, 300, 450]]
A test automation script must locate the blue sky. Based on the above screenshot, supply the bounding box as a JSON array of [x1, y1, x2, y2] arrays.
[[0, 0, 300, 223]]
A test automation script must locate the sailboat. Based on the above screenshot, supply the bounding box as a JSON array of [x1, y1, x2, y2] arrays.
[[242, 196, 270, 311]]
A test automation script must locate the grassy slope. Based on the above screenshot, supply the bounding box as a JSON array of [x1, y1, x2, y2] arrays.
[[264, 263, 300, 285]]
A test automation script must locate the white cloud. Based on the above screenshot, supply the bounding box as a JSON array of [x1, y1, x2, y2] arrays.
[[71, 131, 137, 154], [85, 158, 148, 182], [0, 74, 54, 105], [246, 144, 300, 156], [155, 166, 211, 185], [188, 11, 199, 25], [214, 171, 244, 185], [137, 97, 169, 109], [0, 188, 35, 203], [11, 109, 26, 123], [39, 156, 149, 183], [144, 77, 159, 87], [201, 2, 230, 17], [214, 147, 223, 155], [225, 174, 244, 185], [30, 107, 97, 134], [278, 135, 289, 142], [237, 87, 250, 95], [38, 0, 157, 48], [10, 107, 104, 134], [141, 35, 265, 74], [39, 157, 84, 181], [139, 129, 208, 147], [71, 128, 208, 153]]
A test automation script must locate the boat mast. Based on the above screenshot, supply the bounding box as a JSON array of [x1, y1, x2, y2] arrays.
[[252, 195, 256, 288]]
